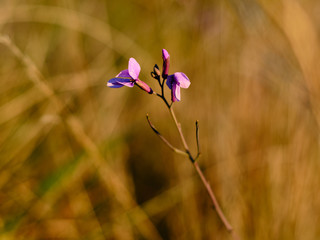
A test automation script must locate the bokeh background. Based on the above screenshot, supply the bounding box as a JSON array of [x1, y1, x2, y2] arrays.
[[1, 0, 320, 239]]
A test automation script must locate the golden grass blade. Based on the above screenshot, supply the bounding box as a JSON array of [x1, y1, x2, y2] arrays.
[[0, 86, 46, 125], [259, 0, 320, 126], [0, 5, 154, 68]]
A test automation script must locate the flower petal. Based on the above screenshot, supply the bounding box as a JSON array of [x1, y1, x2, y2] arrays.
[[107, 77, 134, 88], [128, 58, 141, 80], [107, 78, 125, 88], [166, 74, 174, 89], [174, 72, 190, 88], [117, 79, 135, 87], [172, 83, 181, 102], [116, 69, 131, 78]]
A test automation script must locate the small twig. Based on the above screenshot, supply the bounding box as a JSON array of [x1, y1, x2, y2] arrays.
[[146, 114, 188, 157], [195, 120, 201, 161]]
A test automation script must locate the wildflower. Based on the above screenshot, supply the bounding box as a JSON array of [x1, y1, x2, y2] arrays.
[[166, 72, 190, 102], [107, 58, 153, 94], [162, 49, 170, 79]]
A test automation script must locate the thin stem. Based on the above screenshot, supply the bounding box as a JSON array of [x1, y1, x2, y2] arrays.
[[169, 107, 190, 153], [168, 107, 239, 240], [146, 115, 188, 157], [193, 161, 234, 233], [155, 79, 170, 109], [195, 120, 201, 161]]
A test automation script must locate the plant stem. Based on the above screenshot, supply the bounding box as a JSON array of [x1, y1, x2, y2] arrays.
[[193, 161, 233, 232], [152, 75, 239, 239], [169, 107, 190, 153], [168, 106, 240, 240]]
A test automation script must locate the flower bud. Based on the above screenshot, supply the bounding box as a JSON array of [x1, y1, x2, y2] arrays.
[[153, 64, 161, 77], [162, 49, 170, 79], [135, 79, 153, 94]]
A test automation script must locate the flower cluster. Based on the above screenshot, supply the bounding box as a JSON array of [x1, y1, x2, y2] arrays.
[[107, 49, 190, 102]]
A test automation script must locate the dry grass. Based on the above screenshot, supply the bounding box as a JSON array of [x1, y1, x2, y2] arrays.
[[1, 0, 320, 239]]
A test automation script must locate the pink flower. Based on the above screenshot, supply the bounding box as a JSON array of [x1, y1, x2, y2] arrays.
[[162, 49, 190, 102], [107, 58, 153, 94], [166, 72, 190, 102]]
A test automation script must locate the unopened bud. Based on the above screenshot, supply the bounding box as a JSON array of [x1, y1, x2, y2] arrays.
[[162, 49, 170, 79], [135, 79, 153, 94], [154, 64, 161, 77]]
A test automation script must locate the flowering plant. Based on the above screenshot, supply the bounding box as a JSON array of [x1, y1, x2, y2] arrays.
[[107, 49, 239, 240]]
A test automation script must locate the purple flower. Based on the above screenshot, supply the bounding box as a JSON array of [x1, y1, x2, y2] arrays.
[[107, 58, 153, 94], [162, 49, 170, 79], [166, 72, 190, 102]]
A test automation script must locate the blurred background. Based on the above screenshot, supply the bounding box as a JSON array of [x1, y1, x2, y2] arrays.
[[1, 0, 320, 239]]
